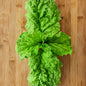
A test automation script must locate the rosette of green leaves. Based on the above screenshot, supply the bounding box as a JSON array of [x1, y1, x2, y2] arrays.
[[16, 0, 72, 86]]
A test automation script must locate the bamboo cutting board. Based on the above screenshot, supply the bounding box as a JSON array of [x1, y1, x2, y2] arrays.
[[0, 0, 86, 86]]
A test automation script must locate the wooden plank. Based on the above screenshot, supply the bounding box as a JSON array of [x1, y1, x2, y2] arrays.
[[56, 0, 72, 86], [78, 0, 86, 86], [70, 0, 78, 86], [16, 0, 29, 86]]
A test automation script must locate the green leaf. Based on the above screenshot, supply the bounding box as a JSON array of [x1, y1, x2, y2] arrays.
[[41, 47, 63, 85], [25, 0, 61, 38], [49, 32, 73, 56], [16, 30, 42, 60]]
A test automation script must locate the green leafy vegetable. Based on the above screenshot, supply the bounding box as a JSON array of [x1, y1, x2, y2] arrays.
[[16, 0, 72, 86]]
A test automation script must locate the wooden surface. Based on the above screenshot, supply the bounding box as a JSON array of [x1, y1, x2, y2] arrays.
[[0, 0, 86, 86]]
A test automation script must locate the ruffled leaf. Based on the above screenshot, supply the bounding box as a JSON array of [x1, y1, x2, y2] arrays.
[[25, 0, 61, 38], [48, 32, 73, 56], [41, 45, 63, 86], [16, 30, 42, 60]]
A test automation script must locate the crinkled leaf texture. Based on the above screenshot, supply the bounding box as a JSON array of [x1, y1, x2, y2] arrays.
[[16, 0, 72, 86]]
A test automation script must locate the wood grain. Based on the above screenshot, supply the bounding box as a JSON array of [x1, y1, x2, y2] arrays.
[[0, 0, 86, 86]]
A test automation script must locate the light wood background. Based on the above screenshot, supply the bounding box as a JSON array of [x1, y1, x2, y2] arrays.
[[0, 0, 86, 86]]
